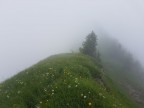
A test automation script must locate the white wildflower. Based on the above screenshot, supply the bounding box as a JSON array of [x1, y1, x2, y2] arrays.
[[7, 95, 9, 98], [103, 96, 106, 99], [81, 94, 83, 96], [88, 102, 92, 106], [68, 85, 71, 88], [17, 91, 21, 94], [84, 96, 87, 99], [40, 101, 42, 104], [44, 88, 47, 92]]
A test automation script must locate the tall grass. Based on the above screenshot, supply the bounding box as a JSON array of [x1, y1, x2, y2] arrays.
[[0, 53, 137, 108]]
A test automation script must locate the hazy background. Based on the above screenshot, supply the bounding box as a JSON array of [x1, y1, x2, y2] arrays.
[[0, 0, 144, 82]]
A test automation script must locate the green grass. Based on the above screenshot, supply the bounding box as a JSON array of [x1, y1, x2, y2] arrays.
[[0, 53, 137, 108]]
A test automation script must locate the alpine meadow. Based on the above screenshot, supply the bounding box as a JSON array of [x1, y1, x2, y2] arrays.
[[1, 0, 144, 108]]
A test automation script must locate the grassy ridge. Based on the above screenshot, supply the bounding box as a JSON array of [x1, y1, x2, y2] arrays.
[[0, 53, 136, 108]]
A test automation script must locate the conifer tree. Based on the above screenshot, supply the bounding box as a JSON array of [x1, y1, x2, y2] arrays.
[[80, 31, 97, 58]]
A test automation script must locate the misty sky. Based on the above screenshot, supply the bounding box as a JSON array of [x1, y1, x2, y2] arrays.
[[1, 0, 144, 82]]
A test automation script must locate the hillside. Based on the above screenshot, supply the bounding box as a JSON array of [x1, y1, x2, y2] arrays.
[[0, 53, 136, 108], [98, 35, 144, 107]]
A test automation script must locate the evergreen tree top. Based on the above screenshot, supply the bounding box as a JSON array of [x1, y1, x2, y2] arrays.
[[80, 31, 97, 58]]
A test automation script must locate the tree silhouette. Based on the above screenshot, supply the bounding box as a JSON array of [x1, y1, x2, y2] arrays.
[[80, 31, 98, 58]]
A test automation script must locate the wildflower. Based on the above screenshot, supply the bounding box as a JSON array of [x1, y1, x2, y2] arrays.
[[88, 91, 91, 94], [40, 101, 42, 104], [44, 88, 47, 92], [75, 85, 78, 87], [68, 85, 71, 88], [75, 78, 78, 83], [81, 94, 83, 96], [17, 91, 21, 94], [88, 102, 92, 106], [103, 96, 106, 99], [7, 95, 9, 98], [84, 96, 87, 99], [52, 89, 54, 92], [49, 68, 53, 70]]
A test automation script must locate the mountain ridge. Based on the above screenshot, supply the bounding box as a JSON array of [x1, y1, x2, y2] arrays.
[[0, 53, 136, 108]]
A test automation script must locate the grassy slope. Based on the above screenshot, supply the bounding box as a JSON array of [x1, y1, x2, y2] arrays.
[[0, 53, 136, 108]]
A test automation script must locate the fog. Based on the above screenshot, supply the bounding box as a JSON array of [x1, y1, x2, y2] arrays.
[[0, 0, 144, 82]]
